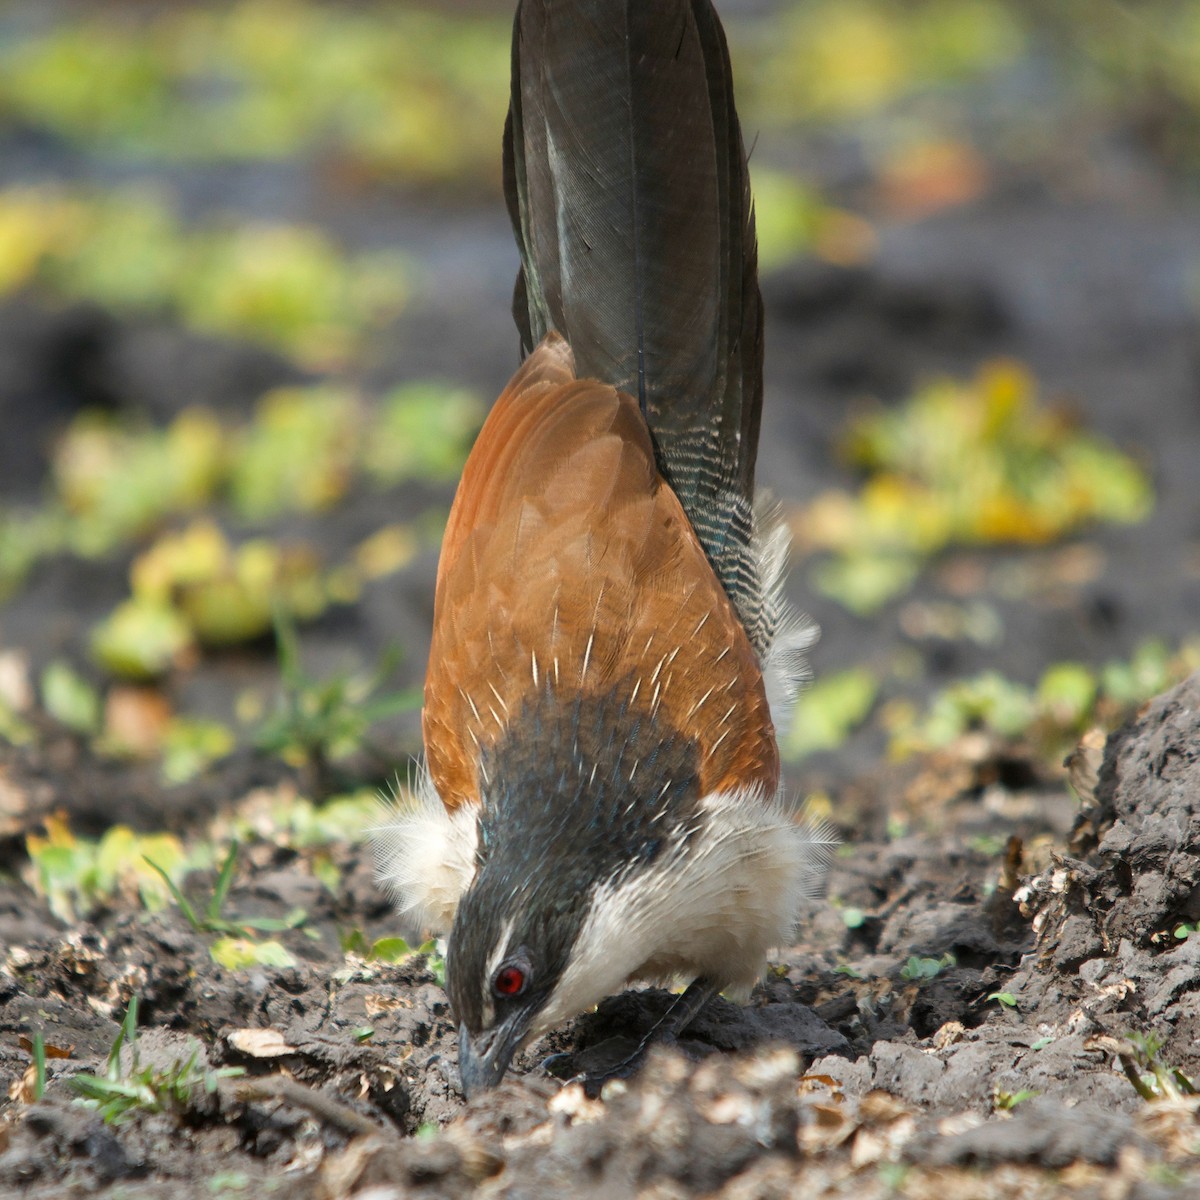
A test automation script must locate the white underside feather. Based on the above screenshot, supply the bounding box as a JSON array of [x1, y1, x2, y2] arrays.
[[371, 764, 478, 936]]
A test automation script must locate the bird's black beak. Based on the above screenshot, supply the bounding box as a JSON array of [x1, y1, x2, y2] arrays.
[[458, 1014, 528, 1099]]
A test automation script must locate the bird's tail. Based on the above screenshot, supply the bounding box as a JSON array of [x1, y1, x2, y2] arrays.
[[503, 0, 772, 656]]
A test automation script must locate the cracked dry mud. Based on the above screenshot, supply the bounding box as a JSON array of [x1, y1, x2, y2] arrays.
[[2, 671, 1200, 1198]]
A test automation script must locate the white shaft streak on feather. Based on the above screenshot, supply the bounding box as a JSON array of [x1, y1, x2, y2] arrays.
[[693, 609, 712, 636], [687, 685, 716, 717], [581, 583, 606, 684], [486, 681, 509, 716], [459, 686, 482, 724], [551, 602, 562, 687]]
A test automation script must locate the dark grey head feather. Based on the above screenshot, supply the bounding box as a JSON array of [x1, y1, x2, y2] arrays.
[[446, 680, 701, 1035]]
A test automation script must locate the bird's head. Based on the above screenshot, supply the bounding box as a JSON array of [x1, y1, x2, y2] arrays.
[[444, 866, 580, 1097], [442, 683, 708, 1097]]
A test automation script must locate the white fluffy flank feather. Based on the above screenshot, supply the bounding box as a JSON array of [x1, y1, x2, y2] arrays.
[[530, 787, 838, 1038], [372, 764, 478, 936], [752, 497, 818, 735]]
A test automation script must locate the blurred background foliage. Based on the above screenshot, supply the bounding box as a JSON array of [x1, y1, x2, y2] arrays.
[[0, 0, 1195, 806]]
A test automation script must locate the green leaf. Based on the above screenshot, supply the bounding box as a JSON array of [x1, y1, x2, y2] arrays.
[[784, 667, 879, 759], [900, 953, 954, 981], [40, 661, 101, 735], [90, 598, 193, 680], [811, 552, 920, 616], [368, 936, 415, 964], [161, 718, 235, 785], [210, 937, 296, 970], [988, 991, 1018, 1008], [1036, 662, 1097, 727]]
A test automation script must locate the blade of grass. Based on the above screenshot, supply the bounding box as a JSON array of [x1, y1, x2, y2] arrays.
[[143, 857, 202, 931], [206, 841, 239, 924], [32, 1031, 46, 1101]]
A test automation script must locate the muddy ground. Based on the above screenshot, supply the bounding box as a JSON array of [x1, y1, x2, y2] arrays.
[[3, 4, 1200, 1196], [3, 666, 1200, 1198]]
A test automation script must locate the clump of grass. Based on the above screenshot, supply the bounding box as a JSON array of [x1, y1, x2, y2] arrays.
[[144, 840, 309, 970], [71, 996, 244, 1125], [799, 361, 1153, 615], [884, 637, 1200, 761], [254, 612, 419, 786]]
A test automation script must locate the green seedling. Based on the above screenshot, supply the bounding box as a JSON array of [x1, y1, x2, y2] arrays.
[[340, 928, 445, 983], [900, 952, 955, 982], [25, 815, 199, 924], [255, 611, 420, 783], [987, 991, 1018, 1008], [72, 995, 243, 1124], [1119, 1031, 1197, 1102], [994, 1087, 1039, 1111], [144, 839, 309, 968]]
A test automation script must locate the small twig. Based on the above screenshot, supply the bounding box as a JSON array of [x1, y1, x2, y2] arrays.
[[227, 1075, 383, 1138]]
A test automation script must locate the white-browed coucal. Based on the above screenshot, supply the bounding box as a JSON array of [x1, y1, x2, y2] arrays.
[[375, 0, 829, 1097]]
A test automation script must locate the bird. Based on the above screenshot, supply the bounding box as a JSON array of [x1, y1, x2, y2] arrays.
[[374, 0, 830, 1098]]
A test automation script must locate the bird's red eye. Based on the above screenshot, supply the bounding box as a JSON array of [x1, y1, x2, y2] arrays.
[[493, 964, 526, 997]]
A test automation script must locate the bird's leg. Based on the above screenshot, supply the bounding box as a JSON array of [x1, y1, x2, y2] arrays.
[[637, 976, 721, 1050], [546, 977, 721, 1098]]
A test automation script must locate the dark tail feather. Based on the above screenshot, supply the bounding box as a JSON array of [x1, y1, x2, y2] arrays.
[[503, 0, 768, 652]]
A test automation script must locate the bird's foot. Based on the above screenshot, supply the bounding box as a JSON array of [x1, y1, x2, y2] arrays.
[[542, 978, 720, 1098]]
